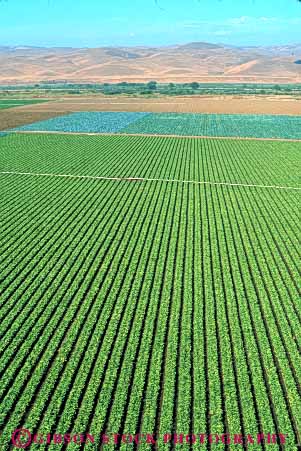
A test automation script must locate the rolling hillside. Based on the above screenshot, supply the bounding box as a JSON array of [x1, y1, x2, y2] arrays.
[[0, 42, 300, 84]]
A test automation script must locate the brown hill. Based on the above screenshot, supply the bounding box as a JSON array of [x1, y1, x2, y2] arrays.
[[0, 42, 300, 84]]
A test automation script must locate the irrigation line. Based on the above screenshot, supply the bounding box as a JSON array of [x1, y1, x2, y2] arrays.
[[1, 171, 300, 192], [9, 130, 301, 142]]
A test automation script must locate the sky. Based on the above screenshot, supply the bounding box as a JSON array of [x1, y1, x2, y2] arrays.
[[0, 0, 300, 48]]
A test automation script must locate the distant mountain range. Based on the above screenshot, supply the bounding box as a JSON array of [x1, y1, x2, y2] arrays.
[[0, 42, 300, 84]]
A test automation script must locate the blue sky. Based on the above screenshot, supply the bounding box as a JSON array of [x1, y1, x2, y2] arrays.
[[0, 0, 300, 47]]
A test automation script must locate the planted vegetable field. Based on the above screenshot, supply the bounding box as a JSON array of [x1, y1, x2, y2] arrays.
[[13, 111, 301, 140], [0, 133, 300, 187], [13, 112, 150, 134], [0, 132, 300, 450], [121, 112, 301, 140], [0, 99, 49, 110]]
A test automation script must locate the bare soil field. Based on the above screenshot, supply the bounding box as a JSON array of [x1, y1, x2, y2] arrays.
[[0, 110, 68, 131], [12, 95, 301, 115]]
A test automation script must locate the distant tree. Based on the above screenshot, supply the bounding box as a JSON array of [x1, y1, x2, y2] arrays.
[[189, 82, 199, 90], [147, 81, 157, 90], [168, 82, 175, 89]]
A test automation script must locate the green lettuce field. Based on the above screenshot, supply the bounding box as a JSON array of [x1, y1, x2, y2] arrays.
[[0, 130, 300, 450], [0, 99, 49, 110]]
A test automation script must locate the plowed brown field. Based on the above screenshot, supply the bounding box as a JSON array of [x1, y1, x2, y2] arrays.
[[8, 95, 301, 115]]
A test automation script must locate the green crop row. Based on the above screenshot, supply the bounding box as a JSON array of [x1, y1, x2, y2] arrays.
[[0, 99, 48, 110], [0, 133, 300, 188], [0, 134, 300, 451]]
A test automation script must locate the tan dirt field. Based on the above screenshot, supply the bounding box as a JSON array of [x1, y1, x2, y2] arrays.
[[10, 95, 301, 115], [1, 95, 301, 132], [0, 111, 68, 131]]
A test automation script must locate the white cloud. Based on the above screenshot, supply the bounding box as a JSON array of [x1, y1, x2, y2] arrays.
[[258, 17, 277, 23], [227, 16, 251, 25], [172, 16, 301, 46], [182, 16, 283, 29]]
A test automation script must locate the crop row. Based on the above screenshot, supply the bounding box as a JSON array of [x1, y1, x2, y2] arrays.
[[14, 112, 150, 133], [0, 167, 300, 451], [0, 99, 49, 110], [12, 111, 301, 139], [0, 133, 300, 189]]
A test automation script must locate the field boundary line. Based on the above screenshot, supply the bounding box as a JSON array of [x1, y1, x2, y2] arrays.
[[1, 171, 300, 191], [9, 130, 301, 142], [40, 102, 188, 105]]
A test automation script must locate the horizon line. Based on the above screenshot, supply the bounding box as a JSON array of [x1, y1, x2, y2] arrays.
[[1, 40, 301, 50]]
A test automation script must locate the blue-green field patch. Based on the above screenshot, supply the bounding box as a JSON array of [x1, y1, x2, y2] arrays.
[[12, 111, 301, 139]]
